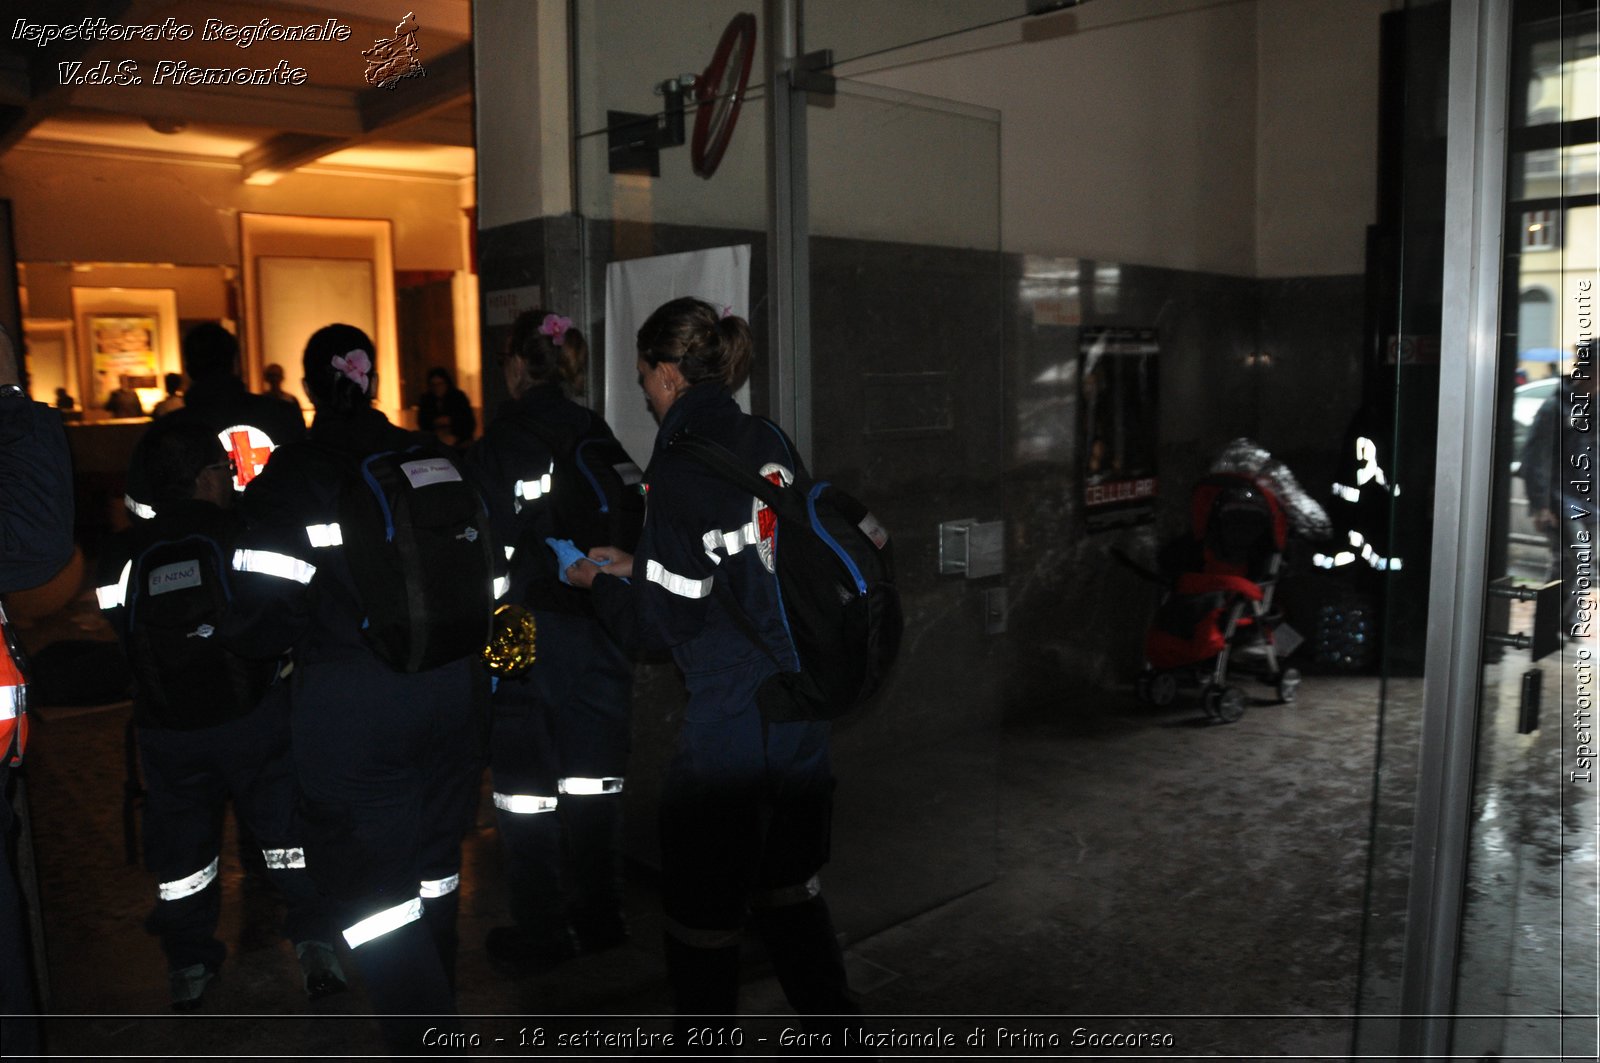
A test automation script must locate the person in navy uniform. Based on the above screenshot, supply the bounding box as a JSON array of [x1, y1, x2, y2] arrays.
[[94, 418, 344, 1010], [124, 323, 306, 521], [566, 297, 857, 1032], [0, 323, 73, 1059], [222, 324, 489, 1051], [467, 310, 638, 976]]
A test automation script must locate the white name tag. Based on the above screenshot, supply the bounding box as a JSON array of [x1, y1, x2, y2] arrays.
[[400, 458, 462, 489], [148, 560, 203, 595]]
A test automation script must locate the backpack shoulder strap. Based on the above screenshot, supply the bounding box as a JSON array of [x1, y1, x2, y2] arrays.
[[668, 431, 786, 510]]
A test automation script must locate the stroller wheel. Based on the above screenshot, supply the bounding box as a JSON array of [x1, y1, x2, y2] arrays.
[[1276, 668, 1302, 705], [1139, 671, 1177, 707], [1210, 685, 1246, 724]]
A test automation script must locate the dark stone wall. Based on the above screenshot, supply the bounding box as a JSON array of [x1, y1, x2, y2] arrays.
[[476, 212, 1369, 935]]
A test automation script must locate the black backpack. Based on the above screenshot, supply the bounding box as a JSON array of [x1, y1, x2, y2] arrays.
[[502, 417, 645, 613], [338, 446, 496, 672], [669, 427, 902, 722], [127, 533, 273, 728], [507, 417, 645, 553]]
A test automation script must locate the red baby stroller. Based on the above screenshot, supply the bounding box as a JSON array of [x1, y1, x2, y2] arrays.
[[1133, 473, 1302, 723]]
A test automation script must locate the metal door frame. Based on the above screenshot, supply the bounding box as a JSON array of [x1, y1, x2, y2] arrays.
[[1402, 0, 1511, 1054]]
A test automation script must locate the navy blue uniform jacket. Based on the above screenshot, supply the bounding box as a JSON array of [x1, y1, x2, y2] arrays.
[[590, 382, 800, 686]]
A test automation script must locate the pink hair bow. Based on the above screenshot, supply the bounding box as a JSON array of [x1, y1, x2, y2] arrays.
[[331, 348, 372, 392], [540, 313, 572, 346]]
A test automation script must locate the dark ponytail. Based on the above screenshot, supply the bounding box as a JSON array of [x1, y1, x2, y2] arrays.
[[508, 309, 587, 391], [302, 323, 376, 413], [636, 297, 751, 389]]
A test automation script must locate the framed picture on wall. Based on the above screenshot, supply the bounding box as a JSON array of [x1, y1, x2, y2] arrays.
[[71, 287, 179, 416]]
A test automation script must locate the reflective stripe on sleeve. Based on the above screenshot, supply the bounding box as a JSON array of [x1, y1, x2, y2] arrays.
[[492, 792, 558, 814], [701, 521, 762, 564], [557, 776, 624, 796], [342, 897, 424, 948], [232, 549, 316, 584], [124, 494, 156, 520], [96, 560, 132, 610], [158, 857, 220, 901], [493, 575, 510, 600], [304, 523, 343, 548], [0, 686, 19, 721], [645, 560, 712, 599], [262, 847, 306, 870], [419, 874, 460, 899], [504, 545, 516, 561]]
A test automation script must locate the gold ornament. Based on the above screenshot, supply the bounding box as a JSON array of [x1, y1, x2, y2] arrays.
[[483, 602, 537, 677]]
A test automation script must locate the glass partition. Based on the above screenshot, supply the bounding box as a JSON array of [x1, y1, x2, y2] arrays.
[[1450, 1, 1598, 1056]]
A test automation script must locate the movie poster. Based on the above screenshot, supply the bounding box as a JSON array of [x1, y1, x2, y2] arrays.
[[1081, 326, 1160, 529]]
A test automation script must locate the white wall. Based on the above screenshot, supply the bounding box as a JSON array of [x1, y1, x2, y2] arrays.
[[475, 0, 572, 227], [572, 0, 769, 232], [564, 0, 1387, 278], [1255, 0, 1390, 277]]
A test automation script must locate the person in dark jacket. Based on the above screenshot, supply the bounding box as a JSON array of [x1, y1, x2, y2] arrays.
[[124, 323, 306, 520], [418, 367, 476, 448], [94, 419, 344, 1010], [126, 326, 307, 521], [223, 324, 492, 1053], [566, 297, 857, 1033], [467, 310, 639, 977], [1520, 350, 1596, 631], [0, 323, 73, 1059]]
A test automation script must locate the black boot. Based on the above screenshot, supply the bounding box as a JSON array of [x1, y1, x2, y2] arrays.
[[751, 895, 859, 1025], [663, 932, 742, 1052]]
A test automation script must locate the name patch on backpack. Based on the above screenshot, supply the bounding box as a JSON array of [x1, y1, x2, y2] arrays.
[[400, 458, 463, 489], [148, 560, 202, 596]]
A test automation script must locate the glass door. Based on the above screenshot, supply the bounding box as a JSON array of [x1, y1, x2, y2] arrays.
[[801, 76, 1005, 938], [1451, 1, 1598, 1057]]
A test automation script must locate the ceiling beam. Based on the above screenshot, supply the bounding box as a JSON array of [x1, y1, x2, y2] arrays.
[[242, 43, 472, 184], [0, 0, 131, 154]]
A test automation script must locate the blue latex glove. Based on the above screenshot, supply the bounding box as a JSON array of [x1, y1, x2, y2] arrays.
[[546, 537, 608, 586]]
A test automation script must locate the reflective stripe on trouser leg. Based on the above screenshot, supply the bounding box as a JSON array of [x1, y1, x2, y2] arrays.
[[419, 874, 459, 899], [557, 776, 623, 796], [158, 857, 219, 901], [342, 897, 424, 948], [750, 874, 822, 909], [262, 847, 306, 870], [493, 792, 558, 814]]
